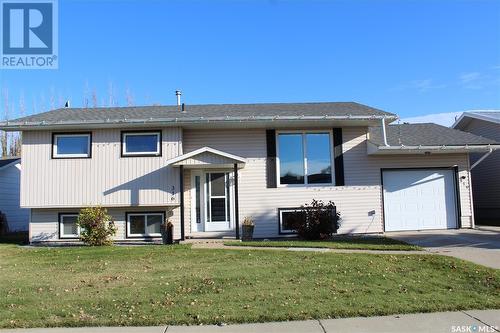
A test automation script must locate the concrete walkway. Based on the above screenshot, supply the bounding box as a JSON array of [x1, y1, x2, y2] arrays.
[[1, 310, 498, 333], [389, 226, 500, 269]]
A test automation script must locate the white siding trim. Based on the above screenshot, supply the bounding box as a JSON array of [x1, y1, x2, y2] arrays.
[[167, 146, 246, 166]]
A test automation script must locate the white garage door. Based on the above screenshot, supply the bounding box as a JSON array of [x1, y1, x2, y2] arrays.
[[383, 169, 458, 231]]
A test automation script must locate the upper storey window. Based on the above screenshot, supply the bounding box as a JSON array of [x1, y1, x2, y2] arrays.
[[277, 131, 333, 185], [121, 131, 161, 157], [52, 133, 91, 158]]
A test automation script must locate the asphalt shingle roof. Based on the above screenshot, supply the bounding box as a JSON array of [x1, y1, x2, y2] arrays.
[[369, 123, 497, 146], [8, 102, 395, 124], [0, 157, 20, 168]]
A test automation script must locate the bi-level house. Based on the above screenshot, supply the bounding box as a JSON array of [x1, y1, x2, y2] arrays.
[[0, 101, 498, 243]]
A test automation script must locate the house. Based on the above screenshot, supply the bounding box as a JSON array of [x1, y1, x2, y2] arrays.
[[0, 101, 498, 243], [452, 111, 500, 225], [0, 157, 29, 232]]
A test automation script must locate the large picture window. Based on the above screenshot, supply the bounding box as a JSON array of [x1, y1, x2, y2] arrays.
[[52, 133, 91, 158], [59, 213, 80, 238], [277, 131, 333, 185], [126, 212, 164, 237], [122, 131, 161, 157]]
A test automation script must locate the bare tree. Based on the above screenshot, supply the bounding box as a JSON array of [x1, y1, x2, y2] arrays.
[[10, 94, 26, 157], [83, 81, 90, 108], [91, 89, 98, 108], [58, 93, 64, 109], [39, 93, 46, 113], [32, 96, 37, 116], [1, 88, 9, 157], [0, 133, 7, 158], [19, 92, 25, 116], [108, 81, 115, 107], [9, 136, 21, 157], [49, 86, 56, 110], [125, 87, 134, 106]]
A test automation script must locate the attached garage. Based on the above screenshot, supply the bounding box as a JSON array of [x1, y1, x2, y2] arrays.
[[382, 169, 459, 231]]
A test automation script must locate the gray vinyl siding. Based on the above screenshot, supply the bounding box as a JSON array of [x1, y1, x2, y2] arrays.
[[21, 128, 182, 208], [0, 162, 29, 231], [459, 118, 500, 223], [183, 127, 473, 237], [27, 125, 474, 241], [30, 206, 181, 242]]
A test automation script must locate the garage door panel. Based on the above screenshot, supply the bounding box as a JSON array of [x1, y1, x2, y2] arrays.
[[383, 169, 458, 231]]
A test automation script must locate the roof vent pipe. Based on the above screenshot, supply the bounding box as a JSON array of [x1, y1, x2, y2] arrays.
[[175, 90, 182, 106], [181, 103, 186, 113], [381, 117, 389, 146]]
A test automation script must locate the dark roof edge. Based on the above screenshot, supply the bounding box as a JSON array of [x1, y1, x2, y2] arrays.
[[0, 114, 399, 131]]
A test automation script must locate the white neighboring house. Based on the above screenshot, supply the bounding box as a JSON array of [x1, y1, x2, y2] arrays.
[[452, 111, 500, 225], [0, 157, 29, 231]]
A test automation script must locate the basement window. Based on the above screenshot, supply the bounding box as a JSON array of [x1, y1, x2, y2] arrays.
[[121, 131, 161, 157], [126, 212, 164, 238], [278, 208, 303, 234], [52, 133, 91, 158], [59, 214, 80, 239]]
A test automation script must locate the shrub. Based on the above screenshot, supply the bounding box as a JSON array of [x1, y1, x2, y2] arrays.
[[77, 207, 116, 246], [287, 200, 341, 240]]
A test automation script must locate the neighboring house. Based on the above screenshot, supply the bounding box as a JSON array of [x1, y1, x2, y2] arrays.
[[0, 157, 29, 231], [0, 102, 498, 243], [452, 111, 500, 225]]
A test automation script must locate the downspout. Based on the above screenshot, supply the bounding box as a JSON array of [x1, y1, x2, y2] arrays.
[[470, 146, 494, 170], [381, 118, 389, 146]]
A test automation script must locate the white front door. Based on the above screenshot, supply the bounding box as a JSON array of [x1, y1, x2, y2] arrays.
[[383, 169, 458, 231], [191, 171, 234, 232]]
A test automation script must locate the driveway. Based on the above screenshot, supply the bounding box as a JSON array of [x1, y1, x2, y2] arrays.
[[388, 226, 500, 269]]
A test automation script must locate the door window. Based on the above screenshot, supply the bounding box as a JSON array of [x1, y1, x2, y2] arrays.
[[206, 172, 231, 223]]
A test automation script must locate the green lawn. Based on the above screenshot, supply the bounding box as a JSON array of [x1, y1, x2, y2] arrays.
[[0, 244, 499, 328], [224, 236, 421, 251]]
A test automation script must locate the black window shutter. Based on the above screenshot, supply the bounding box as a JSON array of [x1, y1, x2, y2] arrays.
[[332, 128, 345, 186], [266, 129, 277, 188]]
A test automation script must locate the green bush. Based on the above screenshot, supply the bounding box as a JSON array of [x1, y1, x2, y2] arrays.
[[77, 207, 116, 246], [287, 199, 341, 240]]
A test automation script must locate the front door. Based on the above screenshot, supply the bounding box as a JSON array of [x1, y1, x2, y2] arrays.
[[191, 171, 233, 232]]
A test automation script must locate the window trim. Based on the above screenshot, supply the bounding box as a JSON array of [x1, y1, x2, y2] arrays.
[[126, 211, 165, 238], [58, 213, 80, 239], [276, 130, 335, 186], [278, 208, 301, 234], [52, 132, 92, 159], [121, 130, 162, 157]]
